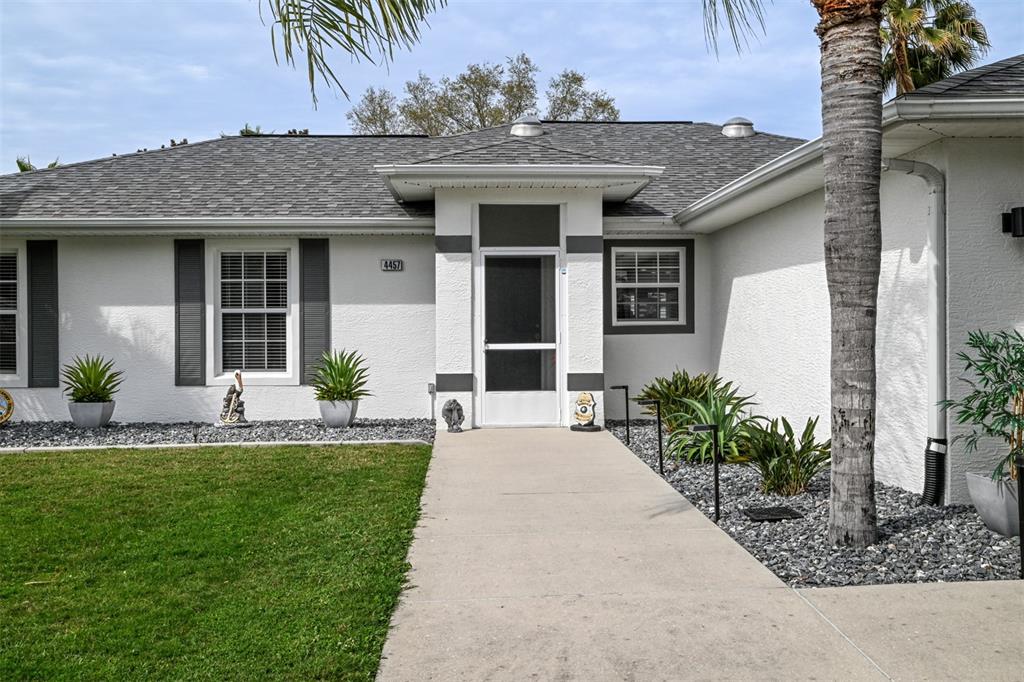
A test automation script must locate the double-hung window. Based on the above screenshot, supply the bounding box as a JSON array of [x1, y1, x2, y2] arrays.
[[0, 250, 16, 374], [611, 246, 685, 325], [219, 250, 288, 372]]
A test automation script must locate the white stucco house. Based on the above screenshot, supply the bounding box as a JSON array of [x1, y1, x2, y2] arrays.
[[1, 55, 1022, 502]]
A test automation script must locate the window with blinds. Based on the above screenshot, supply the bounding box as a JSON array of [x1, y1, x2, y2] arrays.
[[0, 251, 16, 374], [219, 251, 288, 372], [611, 247, 684, 324]]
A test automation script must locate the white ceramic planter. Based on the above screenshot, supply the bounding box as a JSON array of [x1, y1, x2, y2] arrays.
[[318, 400, 359, 428], [68, 401, 116, 429], [965, 472, 1020, 537]]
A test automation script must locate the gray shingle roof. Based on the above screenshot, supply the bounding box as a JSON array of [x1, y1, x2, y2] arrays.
[[902, 53, 1024, 98], [1, 121, 805, 221]]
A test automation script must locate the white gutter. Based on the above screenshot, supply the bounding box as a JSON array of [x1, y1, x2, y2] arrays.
[[674, 96, 1024, 227], [0, 216, 435, 236], [881, 158, 947, 444]]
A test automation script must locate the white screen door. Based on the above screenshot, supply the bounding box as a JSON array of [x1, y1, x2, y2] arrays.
[[480, 251, 560, 426]]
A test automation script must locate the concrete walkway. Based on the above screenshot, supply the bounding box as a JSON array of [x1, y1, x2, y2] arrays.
[[378, 428, 1022, 681]]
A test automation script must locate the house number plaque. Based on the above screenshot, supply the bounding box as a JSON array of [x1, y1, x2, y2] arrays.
[[380, 259, 404, 272]]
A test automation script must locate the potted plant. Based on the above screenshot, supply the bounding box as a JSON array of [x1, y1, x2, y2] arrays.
[[311, 350, 371, 428], [944, 329, 1023, 537], [61, 355, 124, 428]]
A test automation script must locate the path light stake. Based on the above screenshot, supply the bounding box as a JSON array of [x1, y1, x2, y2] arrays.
[[191, 423, 200, 444], [636, 399, 663, 475], [691, 424, 722, 523], [610, 385, 630, 445]]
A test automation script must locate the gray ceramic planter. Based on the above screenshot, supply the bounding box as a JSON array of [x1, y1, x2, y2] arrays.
[[965, 472, 1020, 537], [68, 401, 116, 429], [318, 400, 359, 428]]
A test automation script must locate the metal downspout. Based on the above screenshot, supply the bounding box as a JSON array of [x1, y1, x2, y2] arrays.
[[882, 157, 948, 500]]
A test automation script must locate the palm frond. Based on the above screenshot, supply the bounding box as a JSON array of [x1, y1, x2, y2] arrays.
[[702, 0, 767, 54]]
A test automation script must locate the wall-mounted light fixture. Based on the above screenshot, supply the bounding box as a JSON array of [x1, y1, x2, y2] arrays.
[[1002, 206, 1024, 238]]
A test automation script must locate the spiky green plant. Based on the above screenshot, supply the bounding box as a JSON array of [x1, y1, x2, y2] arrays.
[[666, 384, 763, 464], [636, 369, 727, 433], [61, 355, 124, 403], [311, 350, 371, 402], [943, 329, 1024, 480], [735, 416, 832, 495]]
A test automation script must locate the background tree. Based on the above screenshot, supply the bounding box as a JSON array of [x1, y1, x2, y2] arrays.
[[346, 54, 619, 135], [15, 156, 59, 172], [881, 0, 989, 95]]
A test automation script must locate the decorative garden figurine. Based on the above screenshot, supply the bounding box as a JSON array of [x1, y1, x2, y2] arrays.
[[0, 388, 13, 425], [218, 370, 249, 426], [442, 399, 464, 433], [570, 391, 601, 432]]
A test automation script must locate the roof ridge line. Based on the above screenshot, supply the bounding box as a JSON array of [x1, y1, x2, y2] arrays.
[[410, 137, 524, 164], [1, 136, 231, 178], [515, 137, 629, 165], [911, 53, 1024, 95]]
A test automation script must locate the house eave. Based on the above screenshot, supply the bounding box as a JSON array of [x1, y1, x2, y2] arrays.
[[375, 163, 665, 203], [674, 96, 1024, 233], [0, 216, 436, 237]]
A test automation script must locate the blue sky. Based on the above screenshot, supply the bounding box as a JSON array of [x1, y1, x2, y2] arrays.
[[1, 0, 1021, 172]]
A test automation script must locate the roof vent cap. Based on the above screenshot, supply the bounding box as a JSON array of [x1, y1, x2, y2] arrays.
[[722, 117, 755, 138], [510, 115, 543, 137]]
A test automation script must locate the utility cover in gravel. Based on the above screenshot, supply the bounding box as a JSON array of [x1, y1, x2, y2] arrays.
[[608, 420, 1020, 587], [0, 419, 435, 449]]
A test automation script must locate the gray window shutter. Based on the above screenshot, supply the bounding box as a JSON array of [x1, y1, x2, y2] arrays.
[[27, 240, 59, 387], [300, 239, 330, 384], [175, 240, 205, 386]]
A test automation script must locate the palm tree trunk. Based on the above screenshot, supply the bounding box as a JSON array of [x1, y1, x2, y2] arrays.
[[813, 0, 884, 547], [893, 35, 916, 95]]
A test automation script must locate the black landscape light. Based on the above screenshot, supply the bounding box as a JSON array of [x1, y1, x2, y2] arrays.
[[636, 398, 663, 475], [191, 423, 200, 444], [690, 423, 722, 522], [610, 385, 630, 445]]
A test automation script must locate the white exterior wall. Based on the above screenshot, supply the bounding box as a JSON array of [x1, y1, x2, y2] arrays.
[[940, 138, 1024, 502], [707, 172, 932, 495], [603, 234, 713, 419], [9, 234, 435, 422]]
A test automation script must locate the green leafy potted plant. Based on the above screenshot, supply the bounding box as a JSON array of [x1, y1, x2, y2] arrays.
[[944, 329, 1023, 537], [61, 355, 124, 428], [311, 350, 371, 428]]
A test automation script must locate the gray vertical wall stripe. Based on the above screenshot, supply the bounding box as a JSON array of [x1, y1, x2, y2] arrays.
[[435, 373, 474, 392], [567, 373, 605, 391], [435, 235, 472, 253], [174, 240, 206, 386], [566, 236, 605, 253], [27, 240, 59, 387], [300, 239, 331, 384]]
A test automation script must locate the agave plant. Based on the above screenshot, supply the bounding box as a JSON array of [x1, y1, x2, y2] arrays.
[[61, 355, 124, 403], [666, 384, 762, 464], [735, 416, 832, 495], [636, 369, 727, 432], [311, 350, 371, 402]]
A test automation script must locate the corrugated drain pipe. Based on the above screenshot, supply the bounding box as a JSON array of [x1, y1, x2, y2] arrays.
[[882, 158, 947, 504]]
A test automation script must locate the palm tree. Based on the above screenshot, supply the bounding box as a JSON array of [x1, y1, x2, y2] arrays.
[[16, 156, 59, 172], [881, 0, 990, 95], [270, 0, 888, 547]]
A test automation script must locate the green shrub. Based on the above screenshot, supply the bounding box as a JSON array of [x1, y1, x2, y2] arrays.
[[736, 416, 831, 495], [61, 355, 124, 403], [943, 328, 1024, 480], [311, 350, 371, 402], [666, 383, 762, 464], [636, 369, 727, 432]]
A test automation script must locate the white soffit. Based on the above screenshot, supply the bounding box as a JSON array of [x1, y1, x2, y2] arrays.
[[676, 97, 1024, 233], [375, 164, 665, 203]]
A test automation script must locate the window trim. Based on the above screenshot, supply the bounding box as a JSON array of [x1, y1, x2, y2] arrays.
[[609, 246, 685, 328], [0, 243, 28, 387], [602, 239, 695, 335], [205, 239, 300, 386]]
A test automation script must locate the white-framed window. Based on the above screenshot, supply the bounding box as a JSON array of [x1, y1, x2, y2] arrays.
[[0, 249, 17, 375], [206, 241, 299, 385], [611, 246, 685, 325]]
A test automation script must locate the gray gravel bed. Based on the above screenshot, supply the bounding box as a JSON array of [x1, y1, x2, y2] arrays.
[[0, 419, 435, 449], [607, 420, 1020, 587]]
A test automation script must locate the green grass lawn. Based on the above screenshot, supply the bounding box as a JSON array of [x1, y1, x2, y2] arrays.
[[0, 443, 431, 681]]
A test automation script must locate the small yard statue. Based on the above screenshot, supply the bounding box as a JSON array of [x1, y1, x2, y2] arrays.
[[442, 399, 464, 433], [218, 370, 249, 427], [570, 391, 601, 432]]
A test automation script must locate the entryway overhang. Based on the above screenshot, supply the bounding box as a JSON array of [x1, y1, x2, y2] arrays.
[[374, 164, 665, 203]]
